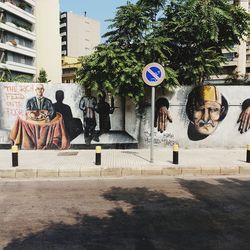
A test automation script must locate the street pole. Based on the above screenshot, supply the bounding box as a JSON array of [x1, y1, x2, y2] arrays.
[[142, 63, 165, 164], [150, 87, 155, 163]]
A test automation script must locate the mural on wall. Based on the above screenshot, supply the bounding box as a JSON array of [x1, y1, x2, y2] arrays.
[[53, 90, 83, 141], [1, 82, 249, 149], [79, 87, 100, 145], [154, 97, 173, 133], [186, 85, 228, 141], [79, 88, 116, 145], [97, 92, 115, 135], [1, 84, 34, 128], [144, 130, 176, 146], [10, 84, 70, 150], [237, 98, 250, 134]]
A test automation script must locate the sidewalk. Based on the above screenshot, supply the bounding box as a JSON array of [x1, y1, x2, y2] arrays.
[[0, 148, 250, 178]]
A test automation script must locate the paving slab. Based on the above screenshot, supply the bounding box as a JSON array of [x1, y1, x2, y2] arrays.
[[0, 148, 249, 178]]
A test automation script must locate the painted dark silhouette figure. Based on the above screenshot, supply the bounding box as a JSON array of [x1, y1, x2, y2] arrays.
[[97, 92, 114, 134], [186, 85, 228, 141], [79, 88, 99, 145], [154, 97, 172, 133], [53, 90, 83, 141], [237, 98, 250, 134]]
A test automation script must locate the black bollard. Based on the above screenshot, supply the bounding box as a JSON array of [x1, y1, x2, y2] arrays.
[[173, 144, 179, 165], [247, 144, 250, 163], [95, 146, 101, 165], [12, 145, 18, 167]]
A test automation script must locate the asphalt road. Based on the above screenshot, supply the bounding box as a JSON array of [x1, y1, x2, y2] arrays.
[[1, 176, 250, 250]]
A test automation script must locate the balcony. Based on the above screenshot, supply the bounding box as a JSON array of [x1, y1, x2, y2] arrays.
[[0, 41, 35, 58], [60, 22, 66, 28], [210, 74, 230, 80], [0, 2, 35, 23], [61, 13, 67, 19], [0, 21, 35, 40], [24, 0, 35, 6], [60, 32, 67, 37], [222, 59, 238, 67], [0, 60, 36, 74]]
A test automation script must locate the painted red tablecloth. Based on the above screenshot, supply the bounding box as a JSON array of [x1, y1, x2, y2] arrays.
[[10, 113, 70, 150]]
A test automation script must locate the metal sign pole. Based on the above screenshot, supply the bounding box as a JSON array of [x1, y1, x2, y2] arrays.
[[142, 62, 165, 164], [150, 86, 155, 163]]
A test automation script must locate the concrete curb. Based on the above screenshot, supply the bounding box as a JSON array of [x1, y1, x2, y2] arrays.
[[1, 166, 250, 179]]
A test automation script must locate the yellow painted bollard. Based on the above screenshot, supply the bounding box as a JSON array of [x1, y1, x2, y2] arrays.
[[247, 144, 250, 163], [95, 146, 101, 165], [12, 145, 18, 167], [173, 144, 179, 165]]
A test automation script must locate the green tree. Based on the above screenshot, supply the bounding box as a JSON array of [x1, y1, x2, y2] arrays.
[[37, 68, 49, 83], [0, 68, 32, 82], [77, 0, 178, 105], [76, 0, 250, 103], [160, 0, 250, 85]]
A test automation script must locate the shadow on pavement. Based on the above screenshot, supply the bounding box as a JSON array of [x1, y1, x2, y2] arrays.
[[4, 178, 250, 250]]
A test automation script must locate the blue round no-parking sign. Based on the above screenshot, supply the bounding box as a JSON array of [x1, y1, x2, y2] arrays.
[[142, 63, 165, 87]]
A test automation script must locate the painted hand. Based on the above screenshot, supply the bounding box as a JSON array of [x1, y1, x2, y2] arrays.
[[157, 106, 173, 133], [237, 107, 250, 134]]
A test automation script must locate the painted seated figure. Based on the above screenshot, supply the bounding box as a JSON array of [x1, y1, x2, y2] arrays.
[[26, 83, 55, 122]]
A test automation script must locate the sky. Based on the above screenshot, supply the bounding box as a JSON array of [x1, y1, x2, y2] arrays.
[[60, 0, 136, 39]]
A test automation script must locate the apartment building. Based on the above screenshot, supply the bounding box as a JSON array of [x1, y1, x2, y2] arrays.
[[62, 56, 81, 83], [0, 0, 61, 82], [211, 0, 249, 83], [60, 11, 100, 58], [60, 12, 100, 83]]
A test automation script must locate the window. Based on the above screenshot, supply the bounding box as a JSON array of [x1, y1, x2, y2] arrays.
[[223, 52, 235, 61], [7, 52, 33, 65], [4, 32, 33, 48]]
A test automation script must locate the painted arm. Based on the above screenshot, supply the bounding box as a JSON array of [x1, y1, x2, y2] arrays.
[[26, 99, 32, 111], [237, 106, 250, 134], [46, 100, 56, 120], [155, 106, 173, 133]]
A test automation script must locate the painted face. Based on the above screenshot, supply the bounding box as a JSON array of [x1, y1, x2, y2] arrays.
[[35, 85, 44, 97], [193, 101, 222, 135]]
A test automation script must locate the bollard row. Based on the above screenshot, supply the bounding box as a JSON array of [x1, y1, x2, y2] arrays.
[[247, 144, 250, 163], [12, 145, 18, 167], [95, 146, 101, 165], [9, 144, 250, 168]]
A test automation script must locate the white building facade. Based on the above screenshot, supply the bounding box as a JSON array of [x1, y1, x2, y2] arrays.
[[212, 0, 250, 83], [60, 11, 100, 58], [0, 0, 61, 82]]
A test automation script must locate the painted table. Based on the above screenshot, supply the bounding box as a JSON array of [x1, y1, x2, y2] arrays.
[[10, 112, 70, 150]]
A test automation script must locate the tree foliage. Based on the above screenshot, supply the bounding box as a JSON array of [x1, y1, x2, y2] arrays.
[[160, 0, 250, 85], [0, 68, 32, 82], [76, 0, 250, 103], [37, 68, 49, 83]]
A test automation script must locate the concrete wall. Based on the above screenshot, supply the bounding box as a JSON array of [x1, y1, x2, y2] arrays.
[[132, 86, 250, 149], [0, 83, 249, 148], [0, 82, 122, 143]]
